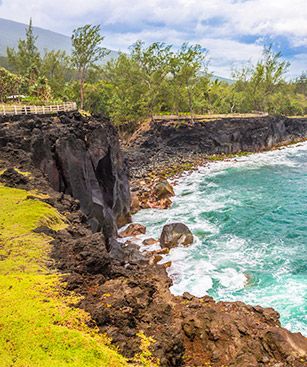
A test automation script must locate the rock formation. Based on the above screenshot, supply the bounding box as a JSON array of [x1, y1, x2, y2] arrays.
[[1, 113, 306, 366], [0, 112, 131, 248], [127, 116, 307, 179], [160, 222, 194, 248], [119, 223, 146, 237]]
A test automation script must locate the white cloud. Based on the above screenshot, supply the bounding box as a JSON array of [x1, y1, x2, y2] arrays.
[[1, 0, 306, 40], [288, 53, 307, 79]]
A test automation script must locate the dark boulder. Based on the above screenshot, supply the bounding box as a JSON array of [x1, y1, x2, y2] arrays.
[[160, 223, 193, 248], [152, 180, 175, 199]]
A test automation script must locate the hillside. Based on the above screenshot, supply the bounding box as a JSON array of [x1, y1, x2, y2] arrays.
[[0, 18, 119, 62]]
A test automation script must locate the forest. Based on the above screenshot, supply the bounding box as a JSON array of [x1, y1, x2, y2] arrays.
[[1, 21, 306, 129]]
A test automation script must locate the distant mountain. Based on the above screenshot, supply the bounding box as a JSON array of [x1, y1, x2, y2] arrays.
[[211, 75, 234, 84], [0, 18, 119, 62], [0, 18, 233, 83]]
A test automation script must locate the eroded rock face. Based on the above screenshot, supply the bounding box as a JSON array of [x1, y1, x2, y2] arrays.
[[127, 116, 307, 180], [160, 222, 194, 248], [0, 112, 131, 247], [56, 221, 307, 367]]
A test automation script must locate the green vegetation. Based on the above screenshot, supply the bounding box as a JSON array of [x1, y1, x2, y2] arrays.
[[133, 332, 159, 367], [0, 66, 23, 102], [71, 24, 109, 109], [0, 184, 130, 367], [7, 19, 41, 78], [0, 19, 306, 127]]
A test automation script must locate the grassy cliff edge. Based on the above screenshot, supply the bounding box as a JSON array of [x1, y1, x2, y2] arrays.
[[0, 184, 129, 367]]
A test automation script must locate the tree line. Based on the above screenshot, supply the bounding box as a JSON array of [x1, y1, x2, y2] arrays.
[[1, 20, 306, 127]]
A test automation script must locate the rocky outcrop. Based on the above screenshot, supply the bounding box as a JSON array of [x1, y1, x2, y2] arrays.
[[53, 214, 307, 367], [0, 168, 30, 189], [1, 113, 306, 366], [142, 238, 158, 246], [0, 112, 131, 247], [152, 180, 175, 199], [127, 116, 307, 179], [130, 191, 141, 213], [160, 223, 194, 248], [133, 178, 176, 209]]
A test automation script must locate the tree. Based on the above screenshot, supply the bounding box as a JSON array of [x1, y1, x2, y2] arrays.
[[169, 44, 206, 118], [103, 53, 148, 125], [41, 50, 72, 97], [29, 76, 53, 101], [294, 72, 307, 96], [233, 45, 289, 112], [130, 41, 172, 118], [7, 18, 41, 79], [0, 67, 23, 102], [71, 24, 109, 109]]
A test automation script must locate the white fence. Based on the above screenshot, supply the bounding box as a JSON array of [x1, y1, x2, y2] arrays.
[[0, 102, 77, 116]]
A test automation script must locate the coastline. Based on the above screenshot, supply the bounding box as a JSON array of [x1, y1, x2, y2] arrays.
[[129, 135, 307, 212], [1, 113, 306, 366], [131, 140, 307, 336]]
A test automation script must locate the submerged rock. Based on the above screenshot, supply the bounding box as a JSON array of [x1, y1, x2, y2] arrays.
[[160, 222, 194, 248]]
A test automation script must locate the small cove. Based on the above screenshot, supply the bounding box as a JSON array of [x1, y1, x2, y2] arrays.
[[134, 142, 307, 335]]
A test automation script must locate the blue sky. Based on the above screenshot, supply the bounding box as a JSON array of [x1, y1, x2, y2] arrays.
[[0, 0, 306, 78]]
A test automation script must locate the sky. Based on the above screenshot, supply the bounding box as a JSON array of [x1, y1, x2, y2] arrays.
[[0, 0, 306, 78]]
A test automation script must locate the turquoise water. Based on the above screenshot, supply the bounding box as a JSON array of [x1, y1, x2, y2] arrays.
[[134, 142, 307, 335]]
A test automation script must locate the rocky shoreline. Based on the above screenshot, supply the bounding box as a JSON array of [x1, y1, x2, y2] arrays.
[[125, 116, 307, 211], [1, 113, 307, 366]]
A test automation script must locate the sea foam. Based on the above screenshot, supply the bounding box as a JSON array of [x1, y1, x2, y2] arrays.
[[133, 141, 307, 335]]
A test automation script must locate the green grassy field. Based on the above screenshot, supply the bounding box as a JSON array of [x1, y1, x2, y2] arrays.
[[0, 184, 130, 367]]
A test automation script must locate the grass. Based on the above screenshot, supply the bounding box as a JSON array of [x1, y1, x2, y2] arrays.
[[0, 184, 130, 367], [206, 151, 252, 161]]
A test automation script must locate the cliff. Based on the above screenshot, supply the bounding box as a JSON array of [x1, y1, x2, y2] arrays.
[[0, 112, 131, 248], [1, 113, 306, 366], [127, 116, 307, 179]]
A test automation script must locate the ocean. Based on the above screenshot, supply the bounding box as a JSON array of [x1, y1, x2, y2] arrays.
[[134, 142, 307, 335]]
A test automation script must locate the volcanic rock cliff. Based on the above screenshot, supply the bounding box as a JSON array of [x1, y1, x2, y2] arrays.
[[127, 116, 307, 179], [0, 112, 131, 247], [1, 113, 306, 366]]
